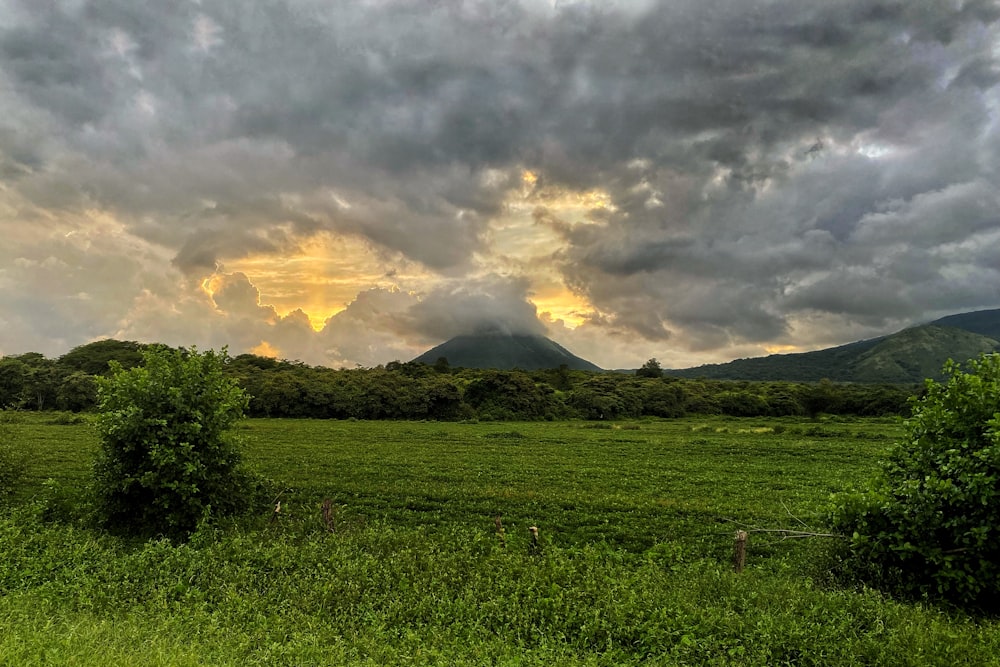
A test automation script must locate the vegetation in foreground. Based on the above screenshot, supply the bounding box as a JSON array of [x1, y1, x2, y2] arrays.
[[92, 347, 255, 538], [833, 355, 1000, 608], [3, 414, 1000, 665]]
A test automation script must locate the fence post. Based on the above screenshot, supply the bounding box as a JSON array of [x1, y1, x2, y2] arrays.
[[733, 530, 748, 573], [322, 498, 336, 533]]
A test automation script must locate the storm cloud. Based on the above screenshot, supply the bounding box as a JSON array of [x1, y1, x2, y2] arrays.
[[1, 0, 999, 368]]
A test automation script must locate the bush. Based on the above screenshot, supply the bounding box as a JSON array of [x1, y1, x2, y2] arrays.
[[830, 354, 1000, 607], [716, 390, 769, 417], [93, 346, 253, 538]]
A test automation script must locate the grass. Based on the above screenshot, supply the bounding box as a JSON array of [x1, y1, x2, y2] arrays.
[[2, 413, 999, 665]]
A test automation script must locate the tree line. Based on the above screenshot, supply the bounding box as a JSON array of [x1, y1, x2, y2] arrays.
[[0, 340, 917, 420]]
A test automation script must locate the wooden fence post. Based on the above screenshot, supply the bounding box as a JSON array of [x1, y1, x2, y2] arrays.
[[322, 498, 336, 533], [733, 530, 748, 573]]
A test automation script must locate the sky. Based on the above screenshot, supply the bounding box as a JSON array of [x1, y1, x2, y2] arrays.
[[1, 0, 999, 370]]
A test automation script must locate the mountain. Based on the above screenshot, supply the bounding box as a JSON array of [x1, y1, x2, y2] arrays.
[[666, 308, 1000, 383], [850, 325, 998, 383], [929, 309, 1000, 340], [411, 308, 1000, 380], [412, 331, 602, 371]]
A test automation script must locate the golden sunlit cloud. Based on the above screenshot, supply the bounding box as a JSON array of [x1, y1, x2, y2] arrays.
[[201, 275, 219, 299], [533, 286, 593, 329], [512, 168, 615, 218], [763, 344, 801, 354], [250, 340, 280, 358], [204, 169, 613, 340], [473, 167, 615, 329], [222, 231, 432, 331]]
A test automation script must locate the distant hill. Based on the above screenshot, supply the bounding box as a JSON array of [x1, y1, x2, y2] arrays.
[[412, 331, 602, 371], [666, 308, 1000, 383], [850, 325, 998, 382], [929, 309, 1000, 340]]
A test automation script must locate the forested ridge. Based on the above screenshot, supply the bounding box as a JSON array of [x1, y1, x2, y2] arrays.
[[0, 339, 917, 420]]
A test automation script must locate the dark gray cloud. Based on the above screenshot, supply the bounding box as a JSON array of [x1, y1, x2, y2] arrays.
[[542, 0, 1000, 348], [404, 275, 547, 340], [1, 0, 999, 365]]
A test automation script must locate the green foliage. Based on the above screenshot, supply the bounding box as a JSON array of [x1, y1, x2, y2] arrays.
[[463, 370, 556, 420], [17, 355, 61, 410], [830, 354, 1000, 607], [717, 390, 770, 417], [6, 416, 1000, 664], [5, 513, 1000, 666], [92, 347, 253, 538], [56, 371, 98, 412], [639, 380, 686, 417], [567, 376, 643, 420], [2, 339, 924, 421], [11, 412, 900, 551], [762, 386, 805, 416], [1, 352, 101, 412], [0, 358, 28, 408], [803, 379, 843, 418], [636, 357, 663, 378], [58, 339, 147, 375], [0, 422, 27, 503]]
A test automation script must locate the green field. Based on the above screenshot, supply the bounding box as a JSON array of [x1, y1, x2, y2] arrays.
[[2, 414, 999, 665]]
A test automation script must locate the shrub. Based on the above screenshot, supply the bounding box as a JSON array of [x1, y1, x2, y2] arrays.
[[830, 354, 1000, 607], [716, 390, 769, 417], [93, 346, 253, 538]]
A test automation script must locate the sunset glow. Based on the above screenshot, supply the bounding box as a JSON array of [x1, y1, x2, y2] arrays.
[[250, 340, 281, 358], [220, 232, 422, 330], [763, 344, 803, 355]]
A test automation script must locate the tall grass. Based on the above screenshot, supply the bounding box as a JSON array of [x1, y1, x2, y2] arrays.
[[1, 414, 998, 665]]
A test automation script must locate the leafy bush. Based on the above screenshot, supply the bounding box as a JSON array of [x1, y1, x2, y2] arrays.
[[56, 371, 99, 412], [830, 354, 1000, 607], [716, 390, 769, 417], [93, 346, 254, 538], [463, 371, 556, 420]]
